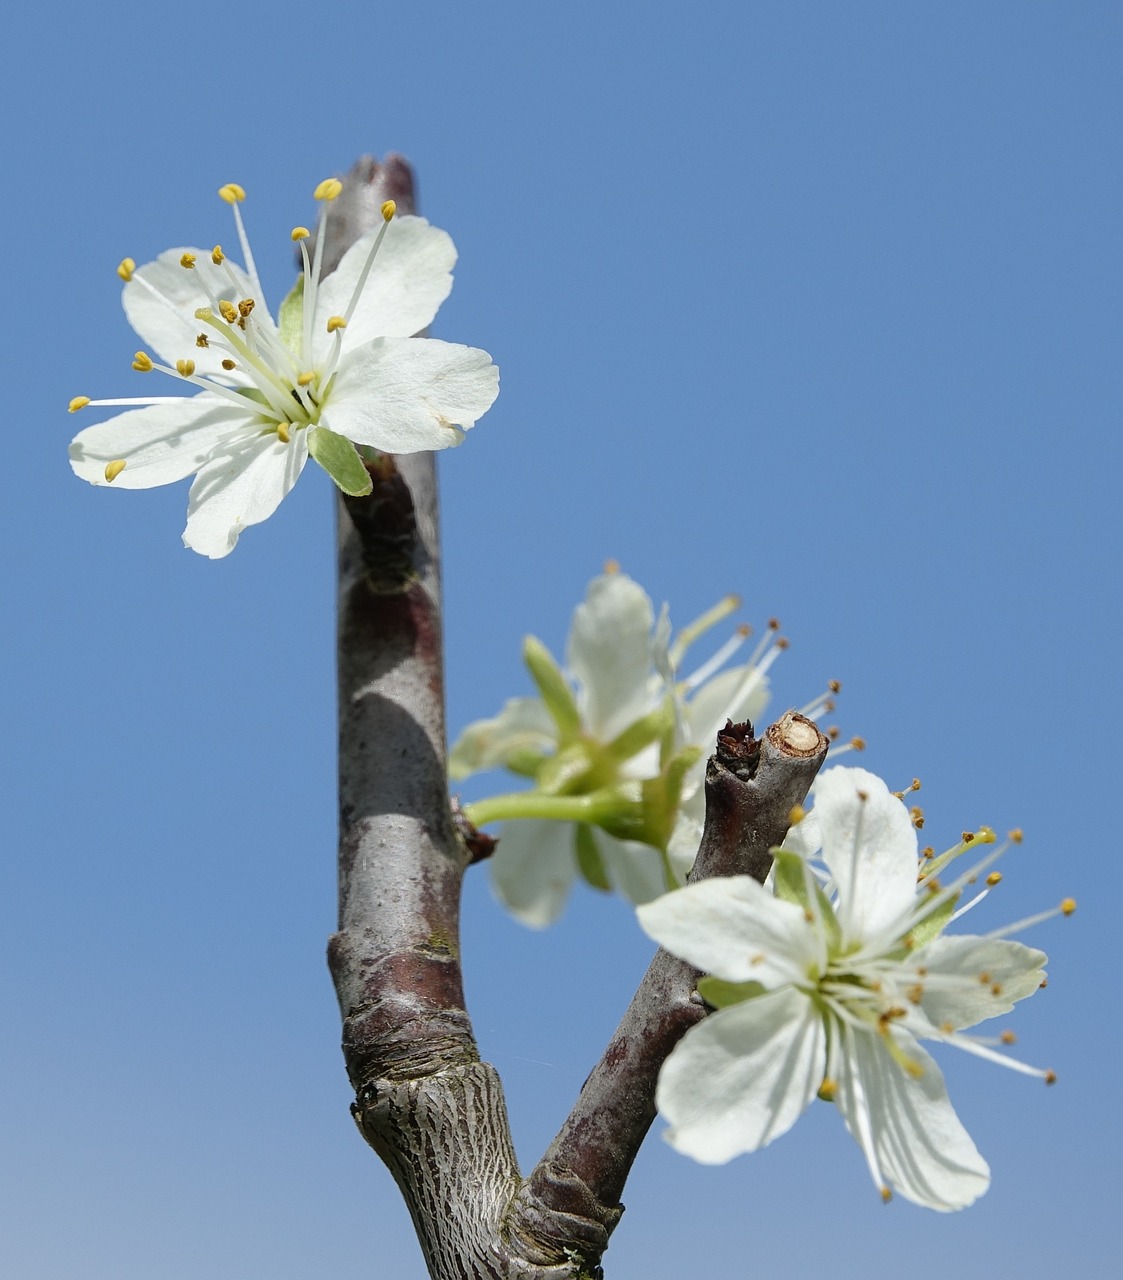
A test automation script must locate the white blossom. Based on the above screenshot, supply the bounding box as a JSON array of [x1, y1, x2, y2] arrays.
[[637, 765, 1069, 1211], [452, 569, 815, 926], [69, 180, 499, 557]]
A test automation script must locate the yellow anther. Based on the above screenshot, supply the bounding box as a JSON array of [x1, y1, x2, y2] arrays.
[[196, 334, 210, 348], [1009, 828, 1024, 844], [1061, 897, 1077, 916], [880, 1187, 892, 1204], [976, 826, 997, 844], [1044, 1070, 1057, 1085], [68, 396, 91, 413], [194, 307, 213, 321], [827, 726, 840, 741], [818, 1078, 837, 1101], [211, 245, 225, 264], [776, 637, 790, 650], [910, 806, 925, 829], [179, 252, 197, 269], [803, 908, 814, 923], [238, 298, 255, 318], [218, 182, 246, 203], [986, 871, 1002, 887], [381, 199, 396, 221], [1039, 975, 1048, 989], [326, 315, 348, 332], [277, 422, 291, 444], [850, 736, 866, 750], [788, 804, 806, 825], [221, 358, 236, 371], [116, 257, 136, 282], [219, 300, 238, 324], [978, 972, 992, 985], [132, 352, 154, 372], [297, 371, 315, 387], [175, 359, 196, 377], [1001, 1030, 1017, 1045], [856, 789, 869, 802], [906, 984, 924, 1004], [920, 846, 934, 860], [314, 177, 343, 201], [291, 226, 311, 241], [104, 459, 127, 483], [829, 679, 842, 693], [736, 623, 752, 637], [991, 983, 1003, 996], [926, 878, 941, 893], [750, 953, 766, 966], [603, 559, 620, 574], [940, 1021, 954, 1034], [768, 617, 781, 630]]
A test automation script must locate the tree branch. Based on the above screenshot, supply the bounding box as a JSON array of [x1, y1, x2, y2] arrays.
[[511, 714, 828, 1240], [325, 156, 581, 1280]]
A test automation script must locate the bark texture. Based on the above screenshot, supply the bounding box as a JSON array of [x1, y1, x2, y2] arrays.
[[325, 154, 829, 1279]]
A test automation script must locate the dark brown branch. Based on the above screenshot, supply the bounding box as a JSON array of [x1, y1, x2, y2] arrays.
[[511, 713, 828, 1240]]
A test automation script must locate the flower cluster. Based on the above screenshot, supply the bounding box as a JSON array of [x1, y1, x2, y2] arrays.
[[637, 765, 1072, 1211], [69, 180, 499, 557], [452, 567, 832, 925]]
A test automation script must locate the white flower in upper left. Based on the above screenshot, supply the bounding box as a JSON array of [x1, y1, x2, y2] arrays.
[[69, 180, 499, 558]]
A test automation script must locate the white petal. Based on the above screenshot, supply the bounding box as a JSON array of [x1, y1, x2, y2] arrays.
[[322, 338, 499, 453], [782, 808, 822, 860], [657, 988, 825, 1163], [834, 1025, 990, 1211], [684, 664, 771, 747], [666, 800, 704, 882], [914, 935, 1047, 1031], [69, 398, 248, 488], [814, 766, 918, 944], [181, 430, 308, 558], [124, 249, 271, 381], [637, 876, 817, 986], [314, 216, 456, 351], [566, 573, 655, 740], [489, 820, 577, 928], [448, 697, 557, 780], [594, 831, 668, 905]]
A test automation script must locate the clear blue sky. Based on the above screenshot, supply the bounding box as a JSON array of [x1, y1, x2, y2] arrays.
[[1, 2, 1118, 1275]]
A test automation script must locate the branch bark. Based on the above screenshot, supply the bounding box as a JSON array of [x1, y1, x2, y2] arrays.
[[325, 153, 829, 1280], [510, 714, 828, 1240]]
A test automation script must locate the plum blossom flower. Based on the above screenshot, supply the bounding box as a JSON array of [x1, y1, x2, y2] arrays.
[[637, 765, 1071, 1211], [452, 567, 827, 926], [69, 179, 499, 557]]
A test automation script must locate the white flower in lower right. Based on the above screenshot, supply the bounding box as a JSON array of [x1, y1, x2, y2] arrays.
[[636, 765, 1069, 1212]]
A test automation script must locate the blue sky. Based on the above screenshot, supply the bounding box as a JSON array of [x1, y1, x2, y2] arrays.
[[1, 2, 1118, 1275]]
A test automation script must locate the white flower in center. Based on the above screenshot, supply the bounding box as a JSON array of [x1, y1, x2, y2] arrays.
[[69, 180, 499, 557], [637, 765, 1071, 1211], [452, 568, 830, 925]]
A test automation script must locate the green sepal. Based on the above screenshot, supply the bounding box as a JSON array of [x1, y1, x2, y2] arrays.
[[605, 701, 674, 764], [697, 976, 766, 1008], [522, 637, 581, 741], [278, 275, 305, 354], [504, 747, 551, 778], [575, 824, 612, 891], [772, 849, 841, 949], [902, 889, 960, 951], [537, 741, 599, 795], [308, 427, 373, 496], [772, 849, 812, 908]]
